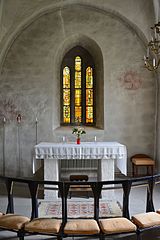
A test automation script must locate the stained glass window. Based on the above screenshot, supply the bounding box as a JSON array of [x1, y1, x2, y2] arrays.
[[86, 107, 93, 123], [86, 67, 93, 88], [75, 56, 82, 122], [86, 67, 93, 123], [86, 89, 93, 106], [75, 106, 82, 122], [61, 46, 95, 126], [63, 66, 70, 88], [63, 66, 70, 123]]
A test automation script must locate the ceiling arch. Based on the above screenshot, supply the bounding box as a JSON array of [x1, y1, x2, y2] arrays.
[[0, 3, 147, 71]]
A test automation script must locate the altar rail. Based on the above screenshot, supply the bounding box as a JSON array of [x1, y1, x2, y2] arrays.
[[0, 175, 160, 239]]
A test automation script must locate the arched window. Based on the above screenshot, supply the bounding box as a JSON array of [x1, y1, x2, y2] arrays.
[[61, 46, 96, 126]]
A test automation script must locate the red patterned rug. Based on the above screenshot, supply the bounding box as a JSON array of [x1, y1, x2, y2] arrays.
[[39, 200, 122, 218]]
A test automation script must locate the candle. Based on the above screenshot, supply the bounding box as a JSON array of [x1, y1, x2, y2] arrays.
[[62, 136, 65, 142], [153, 58, 156, 67], [94, 136, 97, 142], [35, 117, 38, 123], [3, 117, 6, 123]]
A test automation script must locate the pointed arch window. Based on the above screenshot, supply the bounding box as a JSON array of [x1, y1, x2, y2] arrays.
[[61, 46, 95, 126]]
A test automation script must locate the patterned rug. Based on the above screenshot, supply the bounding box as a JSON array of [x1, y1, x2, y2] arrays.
[[39, 200, 122, 218]]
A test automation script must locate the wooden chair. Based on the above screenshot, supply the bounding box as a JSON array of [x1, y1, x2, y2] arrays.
[[131, 175, 160, 240], [130, 154, 155, 177], [0, 177, 31, 240], [95, 180, 137, 240], [23, 180, 64, 240], [63, 181, 101, 239]]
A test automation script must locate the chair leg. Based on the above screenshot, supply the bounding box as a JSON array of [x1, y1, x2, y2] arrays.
[[137, 234, 142, 240], [57, 236, 63, 240], [135, 165, 138, 177], [18, 231, 24, 240], [19, 236, 24, 240], [132, 163, 135, 177], [100, 234, 105, 240], [151, 165, 154, 175], [137, 230, 142, 240]]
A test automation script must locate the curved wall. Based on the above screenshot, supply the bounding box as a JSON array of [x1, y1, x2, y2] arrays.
[[0, 4, 156, 176]]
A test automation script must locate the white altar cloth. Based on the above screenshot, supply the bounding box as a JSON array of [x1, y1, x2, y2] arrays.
[[34, 142, 127, 199], [34, 141, 127, 175]]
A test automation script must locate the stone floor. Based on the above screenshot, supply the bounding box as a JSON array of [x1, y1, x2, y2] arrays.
[[0, 183, 160, 239]]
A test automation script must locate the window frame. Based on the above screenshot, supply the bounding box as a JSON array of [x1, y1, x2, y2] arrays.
[[60, 46, 96, 126]]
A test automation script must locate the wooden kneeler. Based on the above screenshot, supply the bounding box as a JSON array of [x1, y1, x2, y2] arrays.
[[69, 175, 91, 198]]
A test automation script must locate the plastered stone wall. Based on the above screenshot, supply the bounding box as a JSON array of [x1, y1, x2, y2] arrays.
[[0, 3, 156, 177], [0, 0, 154, 49]]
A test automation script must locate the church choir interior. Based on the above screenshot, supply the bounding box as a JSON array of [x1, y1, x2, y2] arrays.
[[1, 0, 160, 239]]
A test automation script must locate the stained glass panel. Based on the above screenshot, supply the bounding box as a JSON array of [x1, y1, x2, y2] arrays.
[[75, 56, 81, 71], [63, 89, 70, 106], [75, 71, 81, 88], [75, 56, 82, 121], [86, 66, 93, 123], [63, 66, 70, 88], [75, 56, 81, 88], [86, 107, 93, 123], [86, 67, 93, 88], [63, 106, 70, 123], [63, 66, 71, 123], [86, 89, 93, 106], [75, 89, 81, 106], [75, 107, 82, 122]]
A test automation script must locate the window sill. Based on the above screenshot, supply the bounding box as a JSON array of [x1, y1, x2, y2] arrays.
[[53, 126, 104, 142], [53, 126, 103, 133]]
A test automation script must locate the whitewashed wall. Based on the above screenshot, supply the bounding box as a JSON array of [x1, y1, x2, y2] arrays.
[[0, 0, 157, 177]]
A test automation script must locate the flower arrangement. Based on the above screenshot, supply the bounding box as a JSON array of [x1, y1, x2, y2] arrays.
[[72, 127, 86, 139], [72, 117, 86, 144]]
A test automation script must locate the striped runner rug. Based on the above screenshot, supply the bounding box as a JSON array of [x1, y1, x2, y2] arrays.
[[39, 200, 122, 218]]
